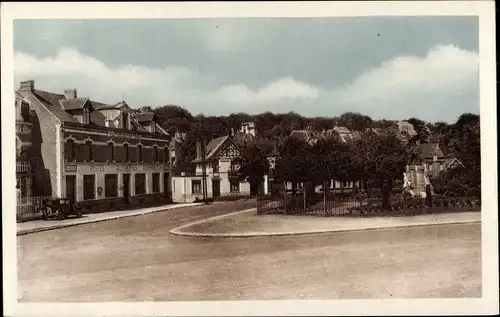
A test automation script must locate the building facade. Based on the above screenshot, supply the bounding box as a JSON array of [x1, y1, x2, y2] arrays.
[[17, 80, 173, 213], [171, 136, 252, 202], [405, 142, 463, 196], [15, 92, 34, 199]]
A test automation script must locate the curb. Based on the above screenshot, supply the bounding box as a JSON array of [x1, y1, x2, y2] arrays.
[[169, 208, 257, 236], [17, 203, 203, 236], [169, 209, 481, 238]]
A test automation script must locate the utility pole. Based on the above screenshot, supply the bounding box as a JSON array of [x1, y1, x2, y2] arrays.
[[200, 115, 208, 201]]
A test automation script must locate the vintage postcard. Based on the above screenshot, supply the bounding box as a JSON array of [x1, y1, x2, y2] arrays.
[[2, 1, 498, 316]]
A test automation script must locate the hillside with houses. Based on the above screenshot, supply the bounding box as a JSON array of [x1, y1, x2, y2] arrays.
[[152, 105, 480, 205]]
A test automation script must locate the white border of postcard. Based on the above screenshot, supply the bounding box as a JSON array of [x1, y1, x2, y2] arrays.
[[2, 1, 498, 316]]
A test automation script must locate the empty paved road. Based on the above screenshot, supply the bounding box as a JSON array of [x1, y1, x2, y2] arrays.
[[17, 202, 481, 301]]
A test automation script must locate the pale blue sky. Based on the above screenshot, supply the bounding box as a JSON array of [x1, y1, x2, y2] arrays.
[[14, 17, 479, 122]]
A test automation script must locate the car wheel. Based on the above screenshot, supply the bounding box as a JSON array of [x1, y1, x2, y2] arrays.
[[56, 209, 65, 220], [43, 207, 51, 220]]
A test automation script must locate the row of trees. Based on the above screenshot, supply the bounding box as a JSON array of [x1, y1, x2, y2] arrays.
[[152, 105, 481, 205], [238, 131, 413, 209]]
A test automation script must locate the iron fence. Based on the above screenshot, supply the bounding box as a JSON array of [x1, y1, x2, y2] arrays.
[[257, 191, 481, 217], [16, 195, 51, 218]]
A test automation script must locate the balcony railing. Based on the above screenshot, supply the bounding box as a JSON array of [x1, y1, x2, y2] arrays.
[[16, 161, 30, 173]]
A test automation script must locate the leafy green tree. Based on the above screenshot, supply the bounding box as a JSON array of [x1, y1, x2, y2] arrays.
[[235, 142, 270, 195], [274, 137, 313, 191], [362, 133, 411, 209]]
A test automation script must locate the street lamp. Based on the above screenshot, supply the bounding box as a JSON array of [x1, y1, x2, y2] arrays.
[[198, 113, 208, 202]]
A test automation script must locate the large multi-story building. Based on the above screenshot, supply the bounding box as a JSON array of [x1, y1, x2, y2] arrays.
[[15, 91, 34, 199], [16, 80, 173, 213]]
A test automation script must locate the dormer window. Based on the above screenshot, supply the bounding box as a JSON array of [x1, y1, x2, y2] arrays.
[[138, 145, 143, 162], [66, 140, 75, 161], [108, 142, 115, 161], [154, 146, 159, 162], [83, 107, 90, 124], [151, 122, 156, 134], [85, 140, 93, 161], [122, 112, 129, 130], [124, 144, 130, 162]]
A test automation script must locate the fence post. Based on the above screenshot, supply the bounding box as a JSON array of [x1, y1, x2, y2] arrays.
[[323, 181, 327, 216], [284, 190, 287, 214], [303, 188, 306, 214]]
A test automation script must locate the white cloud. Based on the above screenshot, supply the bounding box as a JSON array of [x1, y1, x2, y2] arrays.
[[333, 44, 479, 121], [14, 44, 478, 122]]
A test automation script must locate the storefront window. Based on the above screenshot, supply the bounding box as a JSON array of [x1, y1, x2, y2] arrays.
[[83, 175, 96, 200], [230, 179, 240, 193], [192, 180, 202, 194], [135, 173, 146, 195], [152, 173, 160, 193], [105, 174, 118, 197]]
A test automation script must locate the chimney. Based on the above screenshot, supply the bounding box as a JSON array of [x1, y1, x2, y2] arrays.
[[64, 89, 77, 99], [19, 80, 35, 92], [196, 141, 202, 160], [231, 128, 234, 136]]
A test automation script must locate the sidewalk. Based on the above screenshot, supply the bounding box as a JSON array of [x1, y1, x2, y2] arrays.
[[170, 209, 482, 237], [17, 202, 202, 236]]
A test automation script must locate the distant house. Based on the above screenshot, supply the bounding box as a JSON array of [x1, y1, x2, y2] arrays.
[[239, 121, 256, 136], [324, 126, 354, 142], [289, 129, 318, 145], [405, 142, 464, 195], [397, 121, 418, 138]]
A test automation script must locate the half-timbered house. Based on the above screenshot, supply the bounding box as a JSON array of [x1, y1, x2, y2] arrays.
[[171, 135, 252, 202]]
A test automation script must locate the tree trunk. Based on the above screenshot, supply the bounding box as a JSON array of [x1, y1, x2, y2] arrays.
[[381, 178, 390, 210], [323, 181, 327, 215], [425, 184, 433, 206]]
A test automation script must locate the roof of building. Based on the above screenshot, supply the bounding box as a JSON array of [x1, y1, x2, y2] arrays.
[[15, 91, 24, 100], [90, 111, 106, 126], [206, 136, 230, 159], [289, 130, 310, 142], [192, 135, 234, 163], [90, 100, 112, 110], [59, 97, 89, 111], [333, 126, 351, 134], [19, 85, 172, 140], [135, 112, 155, 123], [409, 143, 447, 165], [16, 133, 32, 144], [32, 90, 80, 123], [91, 101, 127, 110], [419, 143, 445, 159], [130, 119, 148, 132], [397, 121, 417, 136], [445, 158, 465, 170]]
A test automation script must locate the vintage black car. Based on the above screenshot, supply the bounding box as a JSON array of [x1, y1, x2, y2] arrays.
[[41, 198, 83, 220]]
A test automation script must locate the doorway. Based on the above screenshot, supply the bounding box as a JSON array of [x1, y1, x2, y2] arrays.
[[163, 172, 171, 200], [123, 174, 131, 204], [65, 175, 76, 202], [212, 179, 220, 198]]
